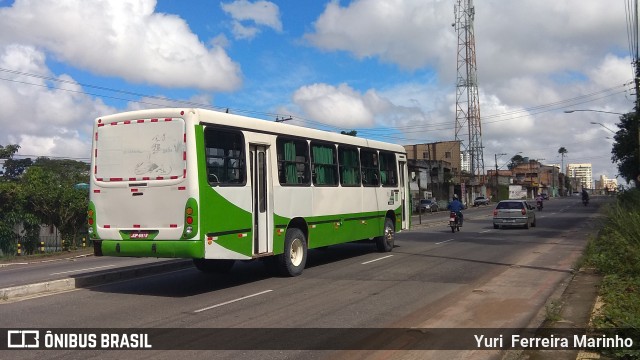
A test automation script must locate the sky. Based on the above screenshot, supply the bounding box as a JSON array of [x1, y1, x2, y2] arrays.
[[0, 0, 635, 185]]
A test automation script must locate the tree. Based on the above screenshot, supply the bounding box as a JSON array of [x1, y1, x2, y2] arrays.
[[508, 154, 525, 170], [340, 130, 358, 137], [611, 112, 639, 187], [2, 158, 33, 180], [558, 147, 568, 195], [21, 159, 90, 250], [0, 144, 20, 159]]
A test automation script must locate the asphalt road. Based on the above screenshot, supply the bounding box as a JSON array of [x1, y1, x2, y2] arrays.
[[0, 196, 607, 360]]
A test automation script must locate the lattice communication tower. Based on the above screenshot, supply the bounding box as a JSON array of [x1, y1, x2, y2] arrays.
[[454, 0, 484, 178]]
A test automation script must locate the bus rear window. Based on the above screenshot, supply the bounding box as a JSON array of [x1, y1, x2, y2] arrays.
[[94, 118, 186, 182]]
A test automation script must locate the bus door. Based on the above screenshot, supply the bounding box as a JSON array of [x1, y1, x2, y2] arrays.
[[250, 144, 272, 255], [399, 160, 409, 229]]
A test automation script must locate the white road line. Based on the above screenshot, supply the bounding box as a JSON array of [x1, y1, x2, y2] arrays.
[[194, 290, 273, 313], [479, 230, 491, 233], [50, 265, 115, 275], [435, 239, 454, 245], [361, 255, 394, 264]]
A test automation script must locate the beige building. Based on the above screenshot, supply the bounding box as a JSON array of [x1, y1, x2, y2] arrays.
[[403, 141, 462, 175], [595, 175, 618, 192]]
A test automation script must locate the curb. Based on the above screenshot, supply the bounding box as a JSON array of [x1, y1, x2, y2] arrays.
[[1, 259, 193, 302]]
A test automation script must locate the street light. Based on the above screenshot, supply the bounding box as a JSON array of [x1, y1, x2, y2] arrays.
[[588, 121, 616, 134], [564, 110, 624, 115]]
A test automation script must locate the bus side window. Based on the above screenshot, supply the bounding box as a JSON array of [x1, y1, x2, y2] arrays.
[[204, 128, 246, 186], [379, 151, 397, 187], [338, 146, 360, 186], [276, 137, 310, 186], [360, 150, 379, 187], [311, 142, 338, 186]]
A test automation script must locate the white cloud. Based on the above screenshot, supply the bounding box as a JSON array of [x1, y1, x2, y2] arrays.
[[0, 45, 112, 159], [221, 0, 282, 40], [305, 0, 454, 70], [0, 0, 242, 91]]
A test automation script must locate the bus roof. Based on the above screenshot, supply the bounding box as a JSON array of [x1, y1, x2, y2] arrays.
[[97, 108, 406, 154]]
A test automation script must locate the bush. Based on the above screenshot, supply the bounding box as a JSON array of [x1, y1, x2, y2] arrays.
[[588, 190, 640, 276], [585, 189, 640, 359]]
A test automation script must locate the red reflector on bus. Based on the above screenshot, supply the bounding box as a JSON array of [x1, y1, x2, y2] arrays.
[[133, 224, 141, 228], [110, 177, 123, 181], [170, 224, 178, 228], [124, 120, 131, 124], [93, 189, 101, 193], [104, 225, 111, 228], [137, 119, 144, 123], [151, 118, 158, 122], [178, 186, 186, 190]]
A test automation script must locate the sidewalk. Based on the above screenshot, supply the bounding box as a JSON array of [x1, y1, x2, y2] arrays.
[[505, 268, 602, 360], [0, 247, 94, 266]]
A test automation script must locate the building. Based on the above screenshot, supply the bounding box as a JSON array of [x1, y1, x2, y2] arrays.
[[594, 175, 618, 193], [404, 141, 461, 202], [566, 163, 593, 190], [403, 141, 461, 174]]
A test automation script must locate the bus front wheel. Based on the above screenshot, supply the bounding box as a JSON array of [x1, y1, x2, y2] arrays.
[[277, 228, 307, 277], [375, 218, 395, 252], [193, 258, 235, 273]]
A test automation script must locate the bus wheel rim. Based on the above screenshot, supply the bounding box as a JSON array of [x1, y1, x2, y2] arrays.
[[290, 238, 303, 266], [385, 225, 393, 245]]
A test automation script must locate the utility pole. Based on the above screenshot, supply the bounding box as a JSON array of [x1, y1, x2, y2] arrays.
[[454, 0, 485, 190], [494, 153, 506, 201]]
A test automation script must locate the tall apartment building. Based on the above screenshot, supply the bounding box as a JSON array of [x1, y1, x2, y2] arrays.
[[566, 163, 593, 190]]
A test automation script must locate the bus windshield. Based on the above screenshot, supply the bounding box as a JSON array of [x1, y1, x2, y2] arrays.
[[94, 118, 186, 182]]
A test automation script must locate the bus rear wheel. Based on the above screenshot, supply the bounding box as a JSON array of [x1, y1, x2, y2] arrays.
[[375, 218, 395, 252], [193, 259, 235, 273], [277, 228, 307, 277]]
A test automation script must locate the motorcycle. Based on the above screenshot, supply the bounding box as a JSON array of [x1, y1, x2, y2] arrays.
[[536, 200, 543, 211], [449, 211, 462, 233]]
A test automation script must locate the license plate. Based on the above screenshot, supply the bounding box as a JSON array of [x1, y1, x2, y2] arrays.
[[503, 220, 515, 223], [130, 232, 149, 239], [450, 218, 456, 222]]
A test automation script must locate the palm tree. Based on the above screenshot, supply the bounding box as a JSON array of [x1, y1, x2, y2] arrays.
[[558, 147, 568, 195]]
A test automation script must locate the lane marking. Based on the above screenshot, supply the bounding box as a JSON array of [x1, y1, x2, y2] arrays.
[[50, 265, 115, 275], [479, 230, 491, 233], [361, 255, 394, 264], [436, 239, 454, 245], [194, 290, 273, 313]]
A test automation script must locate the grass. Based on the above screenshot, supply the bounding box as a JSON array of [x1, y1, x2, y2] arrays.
[[583, 189, 640, 359]]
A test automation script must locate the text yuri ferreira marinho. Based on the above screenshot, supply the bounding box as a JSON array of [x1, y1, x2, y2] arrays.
[[474, 333, 635, 350]]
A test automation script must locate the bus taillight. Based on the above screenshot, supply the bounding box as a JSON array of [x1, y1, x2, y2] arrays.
[[183, 199, 198, 238]]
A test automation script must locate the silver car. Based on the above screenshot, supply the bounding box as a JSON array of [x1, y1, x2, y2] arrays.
[[493, 200, 536, 229]]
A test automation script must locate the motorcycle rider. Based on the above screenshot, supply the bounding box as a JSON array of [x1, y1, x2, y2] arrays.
[[581, 189, 589, 203], [448, 194, 464, 225], [535, 194, 544, 209]]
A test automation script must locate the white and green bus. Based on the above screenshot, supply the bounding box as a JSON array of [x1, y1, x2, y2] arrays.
[[88, 108, 410, 276]]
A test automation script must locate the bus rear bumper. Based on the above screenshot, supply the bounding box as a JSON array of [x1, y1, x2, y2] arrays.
[[96, 240, 203, 259]]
